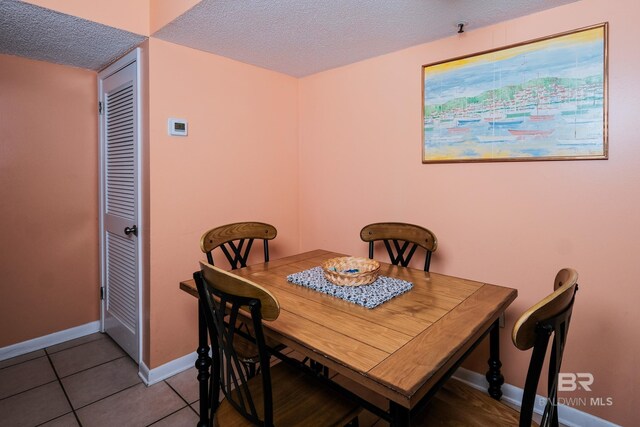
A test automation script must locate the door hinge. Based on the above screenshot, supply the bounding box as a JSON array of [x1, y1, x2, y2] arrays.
[[100, 287, 105, 300], [98, 101, 103, 115]]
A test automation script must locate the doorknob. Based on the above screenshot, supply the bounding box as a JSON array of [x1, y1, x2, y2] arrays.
[[124, 225, 138, 236]]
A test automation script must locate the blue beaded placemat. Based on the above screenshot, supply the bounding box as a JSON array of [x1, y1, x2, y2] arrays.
[[286, 266, 413, 309]]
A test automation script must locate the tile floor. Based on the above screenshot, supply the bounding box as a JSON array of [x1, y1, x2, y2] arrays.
[[1, 333, 552, 427], [0, 333, 385, 427], [0, 333, 200, 427]]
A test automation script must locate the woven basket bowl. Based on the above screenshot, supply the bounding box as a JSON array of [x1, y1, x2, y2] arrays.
[[322, 256, 380, 286]]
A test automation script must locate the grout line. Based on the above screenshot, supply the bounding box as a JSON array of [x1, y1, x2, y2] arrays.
[[45, 334, 106, 356], [187, 402, 199, 416], [148, 380, 202, 426], [72, 381, 141, 411], [44, 348, 83, 427], [0, 378, 59, 401], [34, 411, 75, 427], [164, 380, 193, 407], [0, 353, 47, 371], [145, 404, 190, 426], [164, 377, 212, 417], [57, 355, 129, 379]]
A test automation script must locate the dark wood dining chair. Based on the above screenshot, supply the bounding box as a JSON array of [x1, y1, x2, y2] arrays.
[[194, 261, 361, 426], [360, 222, 438, 271], [413, 268, 579, 427], [200, 221, 277, 270], [200, 222, 278, 378]]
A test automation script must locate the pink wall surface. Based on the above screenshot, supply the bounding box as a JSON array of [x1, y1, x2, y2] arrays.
[[150, 0, 201, 34], [24, 0, 150, 35], [298, 0, 637, 424], [24, 0, 202, 36], [0, 54, 100, 347], [146, 39, 299, 367]]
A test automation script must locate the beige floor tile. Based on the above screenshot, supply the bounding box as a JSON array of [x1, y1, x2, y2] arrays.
[[190, 402, 200, 416], [49, 337, 125, 377], [62, 356, 141, 409], [0, 349, 46, 369], [190, 400, 209, 416], [165, 367, 199, 403], [76, 381, 185, 427], [0, 382, 71, 427], [46, 333, 107, 355], [150, 406, 199, 426], [0, 356, 56, 399], [39, 413, 80, 426], [190, 388, 225, 416]]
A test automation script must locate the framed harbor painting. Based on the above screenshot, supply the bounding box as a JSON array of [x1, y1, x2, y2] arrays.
[[422, 23, 608, 163]]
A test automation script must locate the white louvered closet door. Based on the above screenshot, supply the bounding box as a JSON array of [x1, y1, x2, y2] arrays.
[[99, 54, 140, 363]]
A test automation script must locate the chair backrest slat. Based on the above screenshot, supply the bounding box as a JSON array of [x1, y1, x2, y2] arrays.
[[513, 268, 579, 427], [512, 268, 579, 350], [200, 222, 277, 270], [194, 261, 280, 426], [361, 222, 437, 271]]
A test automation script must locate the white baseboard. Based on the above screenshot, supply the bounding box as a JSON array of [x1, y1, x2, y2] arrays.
[[453, 367, 620, 427], [0, 321, 101, 362], [1, 322, 195, 387], [11, 323, 615, 427], [138, 351, 196, 386]]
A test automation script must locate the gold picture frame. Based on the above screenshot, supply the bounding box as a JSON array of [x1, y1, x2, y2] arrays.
[[422, 23, 608, 163]]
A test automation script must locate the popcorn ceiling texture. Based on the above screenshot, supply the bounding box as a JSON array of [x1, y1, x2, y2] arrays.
[[1, 0, 579, 75], [153, 0, 579, 77], [0, 0, 145, 71]]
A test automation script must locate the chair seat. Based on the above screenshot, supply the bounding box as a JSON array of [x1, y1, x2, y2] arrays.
[[215, 362, 360, 426], [412, 379, 538, 427]]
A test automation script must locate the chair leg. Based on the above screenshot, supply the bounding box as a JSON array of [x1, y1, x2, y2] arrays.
[[208, 378, 218, 425]]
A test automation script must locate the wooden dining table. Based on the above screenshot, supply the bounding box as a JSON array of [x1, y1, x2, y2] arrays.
[[180, 249, 517, 426]]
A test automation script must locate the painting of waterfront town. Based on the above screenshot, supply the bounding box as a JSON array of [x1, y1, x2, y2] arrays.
[[422, 24, 607, 163]]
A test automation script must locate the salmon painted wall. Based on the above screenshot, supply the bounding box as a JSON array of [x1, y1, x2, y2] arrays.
[[146, 39, 299, 367], [298, 0, 637, 424], [0, 54, 100, 347], [150, 0, 201, 34], [24, 0, 203, 36], [24, 0, 150, 35]]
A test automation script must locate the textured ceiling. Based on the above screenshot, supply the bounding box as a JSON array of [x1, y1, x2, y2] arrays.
[[0, 0, 146, 71], [154, 0, 580, 77], [0, 0, 580, 75]]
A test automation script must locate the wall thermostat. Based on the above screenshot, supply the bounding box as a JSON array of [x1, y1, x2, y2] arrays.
[[168, 118, 188, 136]]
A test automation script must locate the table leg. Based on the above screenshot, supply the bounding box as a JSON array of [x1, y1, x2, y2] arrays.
[[196, 300, 211, 427], [389, 402, 410, 427], [486, 319, 504, 400]]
